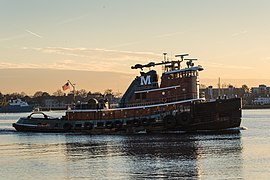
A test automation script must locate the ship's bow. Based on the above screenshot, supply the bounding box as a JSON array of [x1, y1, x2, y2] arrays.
[[192, 98, 242, 131]]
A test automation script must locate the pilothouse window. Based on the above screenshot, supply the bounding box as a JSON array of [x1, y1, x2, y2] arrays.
[[175, 71, 197, 78]]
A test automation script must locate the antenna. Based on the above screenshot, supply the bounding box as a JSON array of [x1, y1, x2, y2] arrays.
[[163, 52, 167, 62], [184, 58, 198, 68], [175, 54, 189, 61]]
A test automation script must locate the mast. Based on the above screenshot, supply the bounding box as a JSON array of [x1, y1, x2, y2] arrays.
[[163, 52, 167, 72], [218, 77, 221, 98]]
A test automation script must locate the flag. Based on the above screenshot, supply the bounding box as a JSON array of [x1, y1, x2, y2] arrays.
[[62, 82, 70, 91]]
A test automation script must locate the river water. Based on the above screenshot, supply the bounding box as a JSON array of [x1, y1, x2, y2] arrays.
[[0, 109, 269, 180]]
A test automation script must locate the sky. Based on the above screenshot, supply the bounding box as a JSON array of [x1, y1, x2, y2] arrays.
[[1, 0, 270, 95]]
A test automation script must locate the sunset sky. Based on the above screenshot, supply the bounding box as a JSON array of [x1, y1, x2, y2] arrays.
[[1, 0, 270, 95]]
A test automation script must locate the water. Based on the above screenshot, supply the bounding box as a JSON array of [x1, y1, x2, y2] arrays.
[[0, 110, 269, 180]]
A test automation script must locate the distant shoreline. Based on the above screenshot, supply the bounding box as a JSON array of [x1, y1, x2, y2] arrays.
[[242, 105, 270, 109]]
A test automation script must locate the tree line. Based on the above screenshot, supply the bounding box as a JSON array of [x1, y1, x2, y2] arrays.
[[0, 89, 122, 106]]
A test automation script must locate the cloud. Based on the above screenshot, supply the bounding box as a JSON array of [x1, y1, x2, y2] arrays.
[[33, 47, 160, 56], [201, 61, 253, 70], [0, 34, 28, 42], [2, 47, 163, 73], [7, 47, 253, 73], [109, 41, 143, 49], [25, 29, 43, 38], [31, 47, 162, 63], [0, 62, 42, 69], [0, 60, 115, 72], [261, 57, 270, 61], [154, 31, 184, 38], [110, 31, 184, 48], [0, 29, 43, 43], [57, 14, 88, 25], [232, 30, 247, 37]]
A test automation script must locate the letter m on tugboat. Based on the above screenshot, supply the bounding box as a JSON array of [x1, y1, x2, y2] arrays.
[[13, 52, 242, 134], [140, 75, 151, 86]]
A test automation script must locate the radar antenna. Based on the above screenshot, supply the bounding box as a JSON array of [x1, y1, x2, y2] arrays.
[[175, 54, 189, 61]]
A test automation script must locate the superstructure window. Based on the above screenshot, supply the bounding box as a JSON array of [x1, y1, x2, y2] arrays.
[[142, 92, 147, 99], [135, 93, 140, 99]]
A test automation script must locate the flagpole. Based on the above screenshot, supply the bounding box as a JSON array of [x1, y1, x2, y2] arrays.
[[67, 80, 76, 105]]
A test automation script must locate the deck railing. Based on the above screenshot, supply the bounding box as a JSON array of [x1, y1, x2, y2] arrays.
[[124, 92, 199, 107]]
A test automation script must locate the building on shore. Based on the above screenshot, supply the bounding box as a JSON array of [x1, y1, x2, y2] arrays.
[[250, 84, 270, 96], [252, 97, 270, 105], [200, 85, 245, 102], [200, 84, 270, 106]]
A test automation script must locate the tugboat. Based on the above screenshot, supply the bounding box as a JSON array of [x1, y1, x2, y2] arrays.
[[13, 53, 242, 133]]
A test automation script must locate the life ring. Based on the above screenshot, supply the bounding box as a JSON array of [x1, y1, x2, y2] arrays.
[[63, 123, 73, 131], [84, 122, 93, 130], [114, 120, 123, 128], [163, 115, 176, 128], [105, 121, 113, 129], [141, 118, 149, 126], [126, 120, 133, 126], [177, 112, 192, 126], [133, 119, 140, 127]]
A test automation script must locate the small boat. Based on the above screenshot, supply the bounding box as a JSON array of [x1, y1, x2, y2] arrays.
[[0, 98, 33, 113], [12, 111, 62, 132], [13, 53, 242, 134]]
